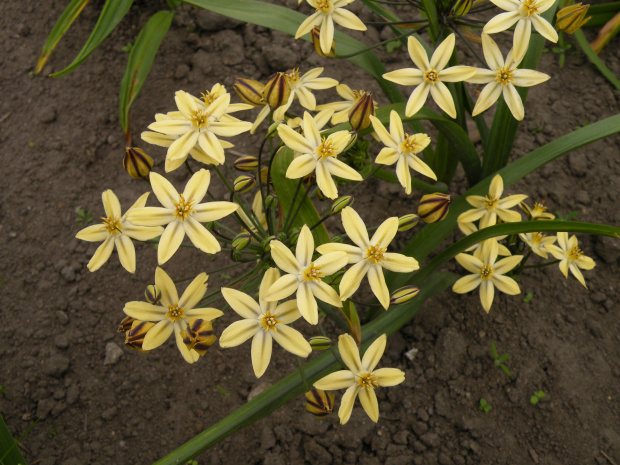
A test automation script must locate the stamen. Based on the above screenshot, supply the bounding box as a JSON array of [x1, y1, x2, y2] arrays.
[[317, 137, 336, 159], [189, 109, 210, 131], [484, 195, 499, 209], [259, 311, 282, 332], [366, 244, 386, 264], [166, 303, 185, 322], [102, 216, 122, 235], [357, 372, 379, 390], [520, 0, 540, 16], [315, 0, 332, 12], [479, 264, 493, 279], [568, 246, 583, 261], [495, 67, 514, 86], [425, 69, 440, 84], [401, 134, 423, 154], [173, 194, 196, 221], [302, 263, 324, 281]]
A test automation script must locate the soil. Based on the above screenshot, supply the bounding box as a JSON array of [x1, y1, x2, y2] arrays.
[[1, 1, 619, 465]]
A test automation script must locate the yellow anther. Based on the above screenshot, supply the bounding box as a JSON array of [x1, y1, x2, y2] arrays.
[[425, 69, 440, 84], [495, 67, 515, 85], [366, 244, 386, 264], [357, 372, 379, 390], [259, 311, 282, 332], [479, 264, 494, 279], [173, 194, 195, 221], [102, 216, 122, 235], [166, 303, 186, 322]]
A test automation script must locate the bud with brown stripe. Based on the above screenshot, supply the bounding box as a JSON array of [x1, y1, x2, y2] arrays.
[[181, 318, 217, 356], [311, 26, 335, 57], [233, 78, 266, 107], [125, 320, 155, 352], [123, 147, 153, 179], [348, 92, 374, 132], [234, 156, 259, 172], [263, 72, 291, 110], [305, 387, 335, 418], [417, 193, 451, 223]]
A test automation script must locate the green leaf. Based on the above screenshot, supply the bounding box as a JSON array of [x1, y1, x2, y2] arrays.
[[50, 0, 133, 78], [588, 2, 620, 27], [0, 414, 36, 465], [35, 0, 91, 75], [152, 272, 455, 465], [271, 148, 330, 246], [119, 10, 175, 134], [573, 29, 620, 90]]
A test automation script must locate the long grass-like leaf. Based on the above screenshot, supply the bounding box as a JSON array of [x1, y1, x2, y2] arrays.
[[0, 414, 31, 465], [574, 29, 620, 90], [119, 10, 175, 135], [35, 0, 91, 75], [587, 1, 620, 27], [589, 10, 620, 53], [50, 0, 133, 78]]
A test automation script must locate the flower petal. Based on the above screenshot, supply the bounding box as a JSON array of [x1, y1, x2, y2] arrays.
[[430, 82, 457, 119], [316, 161, 338, 199], [456, 253, 483, 273], [219, 319, 260, 348], [286, 154, 318, 179], [479, 280, 495, 312], [274, 300, 301, 324], [311, 280, 342, 308], [115, 235, 136, 273], [368, 265, 390, 309], [123, 301, 166, 321], [150, 172, 179, 209], [314, 370, 355, 390], [407, 35, 430, 71], [430, 33, 455, 70], [76, 224, 108, 242], [382, 68, 424, 86], [374, 367, 405, 387], [155, 266, 179, 306], [483, 10, 520, 34], [481, 33, 504, 70], [297, 283, 319, 325], [193, 201, 238, 223], [370, 217, 398, 249], [143, 320, 173, 350], [338, 333, 363, 373], [338, 384, 361, 425], [511, 69, 550, 87], [184, 217, 221, 254], [183, 169, 211, 203], [512, 18, 532, 64], [332, 7, 367, 31], [259, 267, 281, 310], [472, 82, 502, 116], [396, 156, 412, 194], [175, 326, 199, 364], [453, 274, 481, 294], [314, 251, 348, 276], [405, 83, 430, 117], [86, 237, 115, 272], [296, 224, 315, 267], [341, 206, 370, 249], [339, 260, 370, 300], [271, 324, 311, 357], [370, 115, 396, 147], [167, 130, 199, 162], [102, 190, 122, 218], [251, 330, 273, 378], [381, 252, 419, 273], [362, 334, 386, 372], [270, 240, 301, 275], [492, 274, 521, 295], [358, 388, 379, 422], [325, 158, 363, 182], [277, 124, 315, 154], [531, 14, 558, 43]]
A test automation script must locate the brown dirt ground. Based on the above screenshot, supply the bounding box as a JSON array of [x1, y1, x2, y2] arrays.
[[0, 1, 619, 465]]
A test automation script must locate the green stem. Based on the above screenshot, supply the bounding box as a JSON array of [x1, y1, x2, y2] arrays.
[[297, 357, 311, 391]]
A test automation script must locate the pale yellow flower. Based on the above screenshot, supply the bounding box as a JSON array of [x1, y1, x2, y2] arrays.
[[316, 84, 374, 125], [546, 233, 595, 288], [458, 221, 511, 256], [295, 0, 367, 54], [143, 90, 251, 169], [453, 239, 523, 312], [383, 34, 476, 118], [220, 268, 312, 377], [316, 207, 419, 308], [237, 191, 268, 234], [484, 0, 558, 63], [123, 268, 223, 363], [519, 232, 556, 258], [520, 201, 555, 220], [264, 225, 348, 325], [369, 111, 436, 195], [314, 334, 405, 424], [468, 34, 550, 121], [458, 174, 527, 228], [278, 112, 362, 199], [76, 191, 163, 273], [126, 169, 238, 265], [273, 68, 338, 121]]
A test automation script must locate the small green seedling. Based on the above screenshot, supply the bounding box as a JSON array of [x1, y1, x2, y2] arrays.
[[75, 208, 93, 225], [530, 390, 546, 405], [121, 42, 134, 53], [216, 385, 230, 398], [0, 385, 6, 394], [28, 141, 35, 147], [385, 40, 402, 53], [479, 398, 492, 413], [186, 460, 198, 465], [523, 292, 534, 303], [47, 421, 57, 438], [555, 210, 579, 221], [490, 342, 512, 377]]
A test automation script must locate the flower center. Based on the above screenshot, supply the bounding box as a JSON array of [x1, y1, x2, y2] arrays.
[[166, 303, 186, 322], [532, 202, 547, 216], [201, 90, 221, 105], [189, 108, 210, 131], [568, 246, 583, 261], [315, 0, 332, 12], [366, 244, 386, 264], [495, 67, 515, 86], [357, 372, 379, 391], [102, 216, 122, 235], [531, 232, 545, 246], [317, 137, 337, 159], [424, 69, 440, 84], [286, 68, 300, 85], [352, 89, 369, 101], [302, 263, 324, 281], [484, 195, 499, 210], [259, 311, 282, 332], [174, 194, 195, 221], [520, 0, 540, 16], [401, 134, 423, 154], [479, 264, 494, 279]]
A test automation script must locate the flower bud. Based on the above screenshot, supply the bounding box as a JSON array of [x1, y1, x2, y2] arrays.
[[289, 228, 301, 245], [417, 193, 451, 223], [233, 78, 266, 107], [305, 387, 335, 418], [125, 320, 155, 352], [234, 175, 256, 193], [330, 196, 354, 215], [343, 132, 358, 153], [204, 221, 217, 231], [231, 250, 243, 262], [123, 147, 153, 179], [234, 156, 259, 172], [556, 3, 591, 34], [451, 0, 473, 17], [309, 336, 332, 351], [265, 194, 278, 209], [118, 316, 136, 333], [277, 232, 287, 242], [232, 232, 252, 251], [262, 235, 276, 252], [348, 92, 374, 132], [145, 285, 162, 305], [398, 214, 419, 232], [390, 285, 420, 305], [180, 318, 217, 356], [266, 121, 282, 139], [263, 72, 291, 110], [331, 235, 344, 243], [311, 26, 336, 57]]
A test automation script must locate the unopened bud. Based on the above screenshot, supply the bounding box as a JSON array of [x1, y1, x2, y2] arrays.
[[305, 387, 335, 418], [309, 336, 332, 351], [234, 175, 256, 193], [181, 318, 217, 356], [204, 221, 217, 231], [234, 156, 259, 172], [145, 285, 162, 305], [417, 193, 451, 223], [231, 250, 243, 261], [118, 316, 136, 333], [452, 0, 473, 17], [311, 26, 336, 57], [330, 196, 354, 215], [262, 235, 276, 252], [263, 72, 291, 110], [556, 3, 591, 34], [398, 214, 419, 232], [233, 78, 265, 106], [265, 194, 278, 209], [266, 121, 282, 139], [232, 232, 252, 251], [125, 320, 155, 352], [123, 147, 153, 179], [390, 285, 420, 305], [348, 92, 374, 132]]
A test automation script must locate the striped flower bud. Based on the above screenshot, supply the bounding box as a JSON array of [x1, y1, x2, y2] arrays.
[[263, 235, 276, 252], [556, 3, 591, 34], [451, 0, 473, 17], [180, 318, 217, 356], [233, 78, 266, 107], [311, 26, 336, 57], [263, 72, 291, 110], [305, 387, 335, 418], [234, 156, 259, 172], [231, 250, 243, 262], [232, 232, 252, 251], [398, 214, 419, 232], [390, 285, 420, 305], [125, 320, 155, 352], [348, 92, 374, 132], [309, 336, 332, 351], [417, 193, 451, 223], [265, 194, 278, 209], [330, 196, 354, 215], [117, 316, 136, 333], [123, 147, 153, 179], [234, 175, 256, 193], [145, 285, 162, 305]]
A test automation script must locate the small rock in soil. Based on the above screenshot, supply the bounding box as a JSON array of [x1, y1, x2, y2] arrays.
[[260, 426, 276, 450], [60, 265, 76, 282], [66, 384, 79, 405], [262, 44, 298, 71], [39, 107, 57, 124], [103, 342, 123, 366], [36, 398, 56, 420], [101, 406, 117, 421], [575, 190, 590, 205], [304, 439, 332, 464], [595, 235, 620, 264], [191, 50, 212, 75], [174, 64, 190, 80], [386, 456, 415, 465], [43, 354, 70, 378], [51, 401, 67, 417], [54, 334, 69, 349], [263, 451, 286, 465], [586, 320, 604, 338], [295, 412, 329, 435], [435, 328, 468, 380], [568, 153, 588, 177], [591, 292, 607, 303], [248, 381, 270, 401], [420, 432, 440, 448]]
